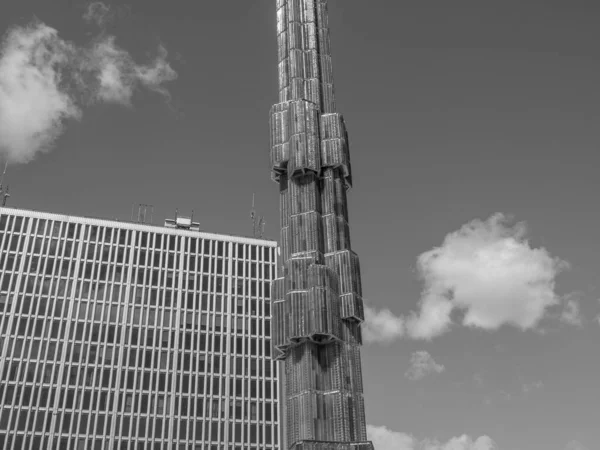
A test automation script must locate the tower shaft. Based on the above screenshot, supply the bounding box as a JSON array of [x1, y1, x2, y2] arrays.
[[269, 1, 374, 449]]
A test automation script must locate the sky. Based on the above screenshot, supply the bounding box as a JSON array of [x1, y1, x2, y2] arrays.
[[1, 1, 599, 449]]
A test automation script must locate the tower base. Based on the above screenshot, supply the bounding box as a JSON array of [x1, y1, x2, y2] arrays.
[[291, 440, 375, 450]]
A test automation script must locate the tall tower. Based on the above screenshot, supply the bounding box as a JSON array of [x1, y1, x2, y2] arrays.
[[268, 1, 374, 449]]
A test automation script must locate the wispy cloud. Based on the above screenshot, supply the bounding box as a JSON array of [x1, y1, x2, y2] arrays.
[[559, 294, 583, 327], [363, 306, 404, 343], [405, 351, 445, 381], [367, 425, 498, 450], [560, 300, 583, 327], [83, 2, 113, 28], [366, 426, 415, 450], [482, 378, 543, 405], [83, 36, 176, 106], [363, 213, 568, 343], [420, 435, 499, 450], [0, 6, 177, 164]]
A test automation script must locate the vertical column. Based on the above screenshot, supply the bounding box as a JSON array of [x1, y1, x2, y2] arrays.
[[270, 0, 374, 449]]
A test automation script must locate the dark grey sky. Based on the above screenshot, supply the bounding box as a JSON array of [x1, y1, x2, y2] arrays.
[[2, 1, 600, 449]]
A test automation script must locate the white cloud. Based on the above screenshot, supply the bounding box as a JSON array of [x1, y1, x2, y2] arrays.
[[366, 425, 415, 450], [366, 425, 498, 450], [0, 18, 177, 164], [405, 351, 445, 381], [364, 214, 567, 342], [407, 213, 568, 339], [86, 36, 135, 105], [84, 36, 177, 106], [560, 296, 583, 327], [133, 44, 177, 101], [0, 24, 81, 164], [407, 213, 566, 340], [363, 305, 404, 344], [421, 435, 498, 450]]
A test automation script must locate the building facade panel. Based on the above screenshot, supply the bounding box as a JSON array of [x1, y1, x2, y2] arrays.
[[0, 207, 280, 450]]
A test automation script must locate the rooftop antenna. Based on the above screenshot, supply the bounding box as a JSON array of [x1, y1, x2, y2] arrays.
[[136, 204, 154, 224], [0, 161, 6, 192], [250, 193, 266, 239], [0, 161, 9, 207], [258, 216, 265, 239], [2, 185, 9, 207]]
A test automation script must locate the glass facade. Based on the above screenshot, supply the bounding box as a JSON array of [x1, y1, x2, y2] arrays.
[[0, 207, 279, 450]]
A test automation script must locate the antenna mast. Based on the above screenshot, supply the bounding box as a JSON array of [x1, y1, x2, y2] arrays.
[[0, 162, 9, 207], [136, 204, 154, 224], [250, 193, 265, 239]]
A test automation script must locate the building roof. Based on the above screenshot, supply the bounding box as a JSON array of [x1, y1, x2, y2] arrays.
[[0, 206, 278, 247]]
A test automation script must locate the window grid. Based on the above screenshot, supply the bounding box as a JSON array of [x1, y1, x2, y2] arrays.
[[0, 210, 279, 450]]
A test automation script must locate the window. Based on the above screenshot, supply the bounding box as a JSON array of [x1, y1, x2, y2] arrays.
[[120, 394, 132, 413]]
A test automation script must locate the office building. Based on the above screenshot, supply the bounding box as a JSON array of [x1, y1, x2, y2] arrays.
[[0, 207, 280, 450], [268, 0, 374, 449]]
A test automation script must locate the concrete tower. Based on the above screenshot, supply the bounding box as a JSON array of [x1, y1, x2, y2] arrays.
[[269, 1, 375, 449]]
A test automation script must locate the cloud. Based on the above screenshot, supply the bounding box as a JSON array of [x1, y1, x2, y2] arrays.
[[366, 425, 498, 450], [0, 24, 81, 164], [407, 213, 568, 339], [560, 295, 583, 327], [366, 425, 415, 450], [420, 435, 499, 450], [405, 351, 445, 380], [363, 213, 568, 342], [364, 214, 567, 342], [363, 305, 404, 344], [83, 37, 177, 106], [0, 19, 177, 164], [83, 2, 112, 28]]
